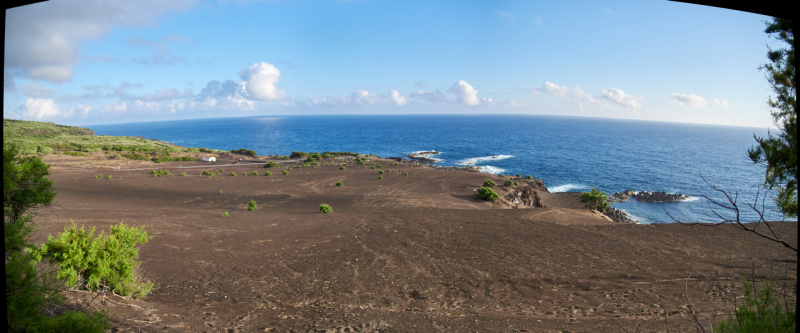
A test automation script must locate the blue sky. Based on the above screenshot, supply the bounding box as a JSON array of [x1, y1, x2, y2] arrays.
[[3, 0, 781, 127]]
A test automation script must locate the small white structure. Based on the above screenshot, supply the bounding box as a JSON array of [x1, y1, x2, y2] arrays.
[[202, 156, 216, 162]]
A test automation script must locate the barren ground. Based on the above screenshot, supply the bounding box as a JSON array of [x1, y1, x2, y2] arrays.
[[33, 154, 797, 332]]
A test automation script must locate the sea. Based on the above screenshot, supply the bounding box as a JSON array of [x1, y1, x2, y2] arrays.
[[88, 114, 785, 224]]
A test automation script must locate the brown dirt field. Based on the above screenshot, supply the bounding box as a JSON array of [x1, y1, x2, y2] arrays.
[[31, 157, 797, 332]]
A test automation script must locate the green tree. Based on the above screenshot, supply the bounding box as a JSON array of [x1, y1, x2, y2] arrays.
[[4, 143, 109, 332], [748, 18, 796, 218], [579, 188, 610, 213]]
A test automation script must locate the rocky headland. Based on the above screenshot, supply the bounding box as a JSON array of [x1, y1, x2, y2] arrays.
[[609, 189, 690, 203], [406, 150, 441, 163]]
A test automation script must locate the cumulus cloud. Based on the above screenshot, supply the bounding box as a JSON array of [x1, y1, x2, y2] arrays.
[[410, 89, 449, 104], [670, 93, 708, 109], [16, 98, 69, 119], [530, 81, 569, 97], [5, 0, 196, 83], [448, 80, 480, 106], [309, 90, 408, 107], [713, 98, 728, 109], [238, 62, 287, 101], [600, 88, 643, 109], [389, 90, 407, 106], [572, 86, 599, 103]]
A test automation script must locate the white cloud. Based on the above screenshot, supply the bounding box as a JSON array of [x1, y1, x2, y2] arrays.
[[713, 98, 729, 109], [16, 98, 68, 119], [410, 89, 449, 104], [141, 88, 183, 101], [389, 90, 407, 106], [448, 80, 480, 106], [502, 98, 519, 108], [5, 0, 196, 83], [102, 102, 128, 113], [600, 88, 643, 109], [530, 81, 569, 97], [572, 86, 599, 103], [670, 93, 708, 109], [238, 62, 287, 101]]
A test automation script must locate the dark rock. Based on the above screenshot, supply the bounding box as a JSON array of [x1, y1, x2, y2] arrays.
[[608, 190, 689, 203], [604, 207, 638, 223]]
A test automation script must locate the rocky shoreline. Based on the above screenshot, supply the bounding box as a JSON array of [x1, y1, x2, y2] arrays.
[[406, 150, 442, 163], [609, 190, 690, 203], [604, 207, 638, 223]]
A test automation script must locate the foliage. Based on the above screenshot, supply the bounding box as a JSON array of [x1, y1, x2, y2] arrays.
[[340, 166, 346, 170], [404, 172, 408, 176], [319, 204, 333, 213], [504, 179, 518, 186], [483, 179, 497, 187], [264, 171, 272, 176], [248, 199, 257, 211], [525, 175, 533, 179], [108, 175, 112, 180], [378, 176, 383, 179], [251, 171, 258, 176], [304, 156, 317, 165], [36, 222, 154, 298], [222, 211, 229, 217], [379, 170, 385, 174], [121, 153, 149, 161], [290, 151, 309, 159], [282, 170, 289, 175], [152, 156, 196, 163], [219, 190, 223, 194], [180, 172, 187, 176], [230, 172, 236, 176], [336, 181, 343, 186], [579, 188, 610, 213], [264, 161, 280, 168], [3, 143, 57, 223], [475, 187, 499, 201], [714, 278, 796, 332], [748, 18, 797, 218], [202, 170, 214, 175], [231, 148, 257, 157]]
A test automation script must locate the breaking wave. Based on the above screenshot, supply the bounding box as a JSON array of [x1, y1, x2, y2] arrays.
[[549, 183, 591, 193], [478, 165, 505, 174], [456, 155, 515, 166]]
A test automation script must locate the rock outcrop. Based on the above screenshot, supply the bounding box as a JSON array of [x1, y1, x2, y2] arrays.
[[604, 207, 638, 223], [488, 183, 546, 209], [609, 190, 689, 203]]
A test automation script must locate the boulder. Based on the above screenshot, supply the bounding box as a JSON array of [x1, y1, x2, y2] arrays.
[[604, 207, 638, 223]]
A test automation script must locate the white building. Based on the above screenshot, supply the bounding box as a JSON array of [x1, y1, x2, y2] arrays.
[[202, 156, 216, 162]]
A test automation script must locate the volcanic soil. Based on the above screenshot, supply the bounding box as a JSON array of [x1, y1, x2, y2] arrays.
[[32, 155, 797, 332]]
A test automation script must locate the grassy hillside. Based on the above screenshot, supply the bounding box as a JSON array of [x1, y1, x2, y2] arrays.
[[3, 119, 219, 158]]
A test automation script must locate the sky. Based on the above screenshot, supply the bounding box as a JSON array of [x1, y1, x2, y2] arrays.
[[3, 0, 784, 128]]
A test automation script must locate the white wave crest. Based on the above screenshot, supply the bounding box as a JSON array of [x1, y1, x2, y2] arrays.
[[681, 196, 700, 202], [550, 183, 591, 193], [478, 165, 505, 174], [456, 155, 515, 166]]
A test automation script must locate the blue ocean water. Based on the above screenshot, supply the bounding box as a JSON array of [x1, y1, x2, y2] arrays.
[[88, 114, 783, 224]]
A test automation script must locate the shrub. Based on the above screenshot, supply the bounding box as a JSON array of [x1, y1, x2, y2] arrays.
[[220, 169, 224, 172], [319, 204, 332, 213], [378, 176, 383, 179], [714, 278, 796, 332], [376, 165, 382, 168], [222, 212, 229, 217], [219, 190, 223, 194], [387, 169, 392, 173], [231, 148, 257, 157], [579, 188, 610, 213], [230, 172, 236, 176], [36, 222, 154, 298], [180, 172, 187, 176], [371, 166, 376, 169], [202, 170, 213, 175], [525, 175, 533, 179], [475, 187, 499, 201], [379, 170, 385, 174], [336, 181, 343, 186], [290, 151, 309, 159], [504, 179, 518, 186], [108, 175, 113, 180], [282, 170, 289, 175], [516, 174, 521, 177], [264, 171, 272, 176], [283, 156, 290, 160], [150, 170, 157, 174], [251, 171, 258, 176], [248, 199, 257, 211], [340, 166, 346, 170], [483, 179, 497, 187], [404, 172, 408, 176], [304, 156, 317, 164]]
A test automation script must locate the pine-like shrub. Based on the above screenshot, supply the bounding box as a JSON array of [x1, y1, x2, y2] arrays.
[[379, 170, 385, 174], [248, 199, 257, 211], [714, 278, 796, 332], [504, 179, 518, 186], [282, 170, 289, 175], [525, 175, 533, 179], [264, 162, 280, 168], [340, 166, 346, 170], [336, 181, 343, 186], [475, 187, 499, 201], [319, 204, 333, 213], [579, 188, 610, 213], [230, 172, 236, 176], [265, 171, 272, 176], [483, 179, 497, 187]]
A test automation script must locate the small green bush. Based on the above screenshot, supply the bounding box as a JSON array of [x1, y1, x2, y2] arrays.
[[150, 170, 157, 174], [251, 171, 258, 176], [579, 188, 610, 213], [376, 165, 382, 168], [404, 172, 408, 176], [219, 190, 223, 194], [379, 170, 385, 174], [714, 278, 796, 332], [222, 211, 229, 217], [319, 204, 332, 213], [387, 169, 392, 173], [504, 179, 518, 186], [265, 171, 272, 176], [108, 175, 113, 180], [525, 175, 533, 179], [36, 222, 154, 298], [264, 162, 280, 168], [202, 170, 213, 175], [378, 176, 383, 179], [340, 166, 346, 170], [336, 181, 343, 186], [282, 170, 289, 175], [516, 174, 521, 177], [483, 179, 497, 187], [248, 199, 257, 211], [371, 166, 375, 169], [220, 169, 224, 172], [230, 172, 236, 176], [475, 187, 499, 201]]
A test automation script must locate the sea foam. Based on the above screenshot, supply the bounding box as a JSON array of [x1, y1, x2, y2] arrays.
[[478, 165, 505, 174], [456, 155, 514, 166], [549, 183, 591, 193]]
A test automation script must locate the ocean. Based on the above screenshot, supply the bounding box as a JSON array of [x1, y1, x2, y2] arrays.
[[88, 114, 783, 224]]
